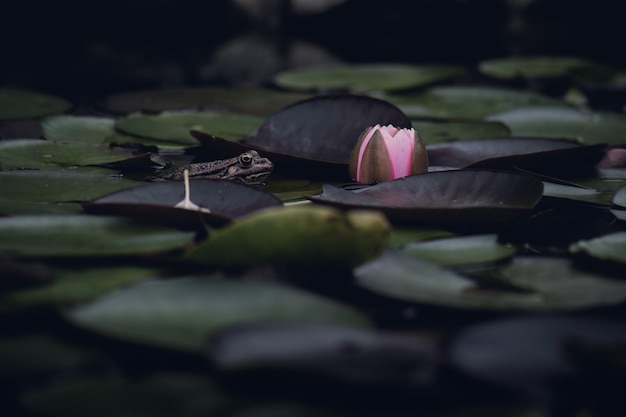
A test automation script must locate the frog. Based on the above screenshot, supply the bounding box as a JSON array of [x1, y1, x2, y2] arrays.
[[148, 150, 273, 185]]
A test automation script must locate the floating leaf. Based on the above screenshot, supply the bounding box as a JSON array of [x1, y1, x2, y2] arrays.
[[449, 316, 626, 399], [191, 94, 411, 179], [115, 111, 263, 145], [66, 278, 371, 352], [486, 106, 626, 146], [613, 185, 626, 207], [85, 179, 283, 229], [415, 120, 511, 145], [185, 205, 390, 269], [612, 209, 626, 221], [210, 322, 438, 387], [479, 56, 603, 80], [99, 87, 310, 116], [41, 115, 116, 144], [273, 63, 464, 93], [388, 227, 454, 248], [3, 266, 158, 312], [0, 334, 95, 377], [0, 171, 141, 214], [0, 215, 195, 257], [356, 252, 626, 311], [542, 182, 607, 205], [384, 86, 568, 120], [426, 137, 605, 176], [402, 234, 517, 267], [0, 88, 71, 121], [0, 139, 155, 171], [22, 375, 229, 417], [308, 170, 543, 225], [570, 232, 626, 264]]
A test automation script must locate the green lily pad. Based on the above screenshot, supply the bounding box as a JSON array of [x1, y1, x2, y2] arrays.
[[414, 120, 511, 144], [0, 88, 72, 121], [611, 209, 626, 221], [384, 86, 568, 120], [0, 215, 195, 257], [570, 232, 626, 264], [42, 115, 116, 144], [3, 266, 158, 312], [388, 227, 454, 248], [185, 205, 390, 269], [355, 251, 626, 311], [613, 185, 626, 207], [115, 111, 264, 145], [486, 106, 626, 146], [99, 87, 311, 116], [542, 182, 607, 205], [402, 234, 517, 267], [0, 139, 155, 171], [0, 171, 141, 215], [0, 334, 95, 376], [66, 278, 371, 352], [479, 56, 603, 80], [273, 63, 464, 93], [22, 375, 229, 417]]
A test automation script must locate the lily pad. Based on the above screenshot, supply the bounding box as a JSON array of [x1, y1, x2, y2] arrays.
[[0, 171, 141, 215], [0, 139, 157, 171], [41, 115, 116, 144], [85, 179, 283, 229], [426, 137, 606, 176], [355, 251, 626, 311], [0, 334, 95, 377], [308, 170, 543, 225], [613, 185, 626, 207], [414, 120, 511, 145], [191, 94, 412, 179], [99, 87, 310, 116], [115, 111, 264, 145], [486, 106, 626, 146], [3, 266, 158, 312], [479, 56, 603, 80], [0, 88, 71, 121], [185, 205, 390, 269], [66, 277, 371, 352], [273, 63, 464, 93], [402, 234, 517, 267], [22, 375, 229, 417], [0, 215, 195, 257], [570, 232, 626, 264], [384, 86, 568, 120], [210, 322, 438, 387]]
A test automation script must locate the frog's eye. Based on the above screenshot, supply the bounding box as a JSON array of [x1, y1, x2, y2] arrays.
[[238, 153, 254, 167]]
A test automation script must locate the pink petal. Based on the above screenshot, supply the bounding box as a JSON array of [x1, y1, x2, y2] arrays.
[[384, 128, 415, 178], [356, 125, 381, 182]]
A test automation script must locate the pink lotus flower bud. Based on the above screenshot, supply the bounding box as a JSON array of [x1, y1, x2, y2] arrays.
[[349, 124, 428, 184]]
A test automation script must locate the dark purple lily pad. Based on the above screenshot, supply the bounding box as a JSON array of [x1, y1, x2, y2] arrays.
[[427, 137, 606, 176], [84, 179, 282, 229], [191, 94, 412, 179], [308, 170, 543, 225]]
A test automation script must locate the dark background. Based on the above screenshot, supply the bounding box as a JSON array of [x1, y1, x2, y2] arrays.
[[2, 0, 625, 104]]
